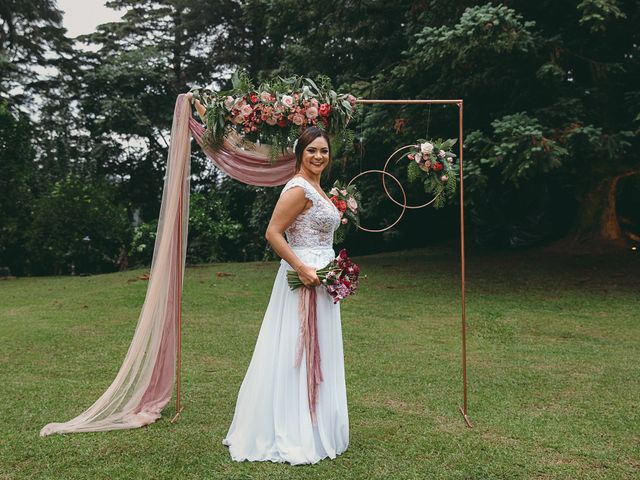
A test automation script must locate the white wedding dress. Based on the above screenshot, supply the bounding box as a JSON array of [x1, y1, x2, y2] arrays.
[[222, 176, 349, 465]]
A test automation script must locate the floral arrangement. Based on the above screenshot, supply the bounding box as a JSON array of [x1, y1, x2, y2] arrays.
[[287, 249, 360, 303], [405, 138, 458, 208], [190, 70, 358, 162], [328, 180, 361, 244]]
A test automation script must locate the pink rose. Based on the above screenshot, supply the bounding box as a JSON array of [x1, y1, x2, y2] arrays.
[[341, 218, 348, 225], [224, 95, 235, 109], [292, 113, 305, 125], [346, 94, 356, 105], [260, 91, 271, 102], [265, 117, 277, 126], [306, 106, 318, 119], [281, 95, 294, 108], [241, 104, 253, 116], [347, 197, 358, 212], [438, 150, 446, 158]]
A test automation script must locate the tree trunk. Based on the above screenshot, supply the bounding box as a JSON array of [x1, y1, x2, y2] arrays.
[[568, 171, 638, 248]]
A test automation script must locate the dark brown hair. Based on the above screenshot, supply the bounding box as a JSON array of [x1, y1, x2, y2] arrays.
[[294, 126, 331, 173]]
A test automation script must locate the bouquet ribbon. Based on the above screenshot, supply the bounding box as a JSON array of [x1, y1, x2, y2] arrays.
[[294, 286, 323, 426]]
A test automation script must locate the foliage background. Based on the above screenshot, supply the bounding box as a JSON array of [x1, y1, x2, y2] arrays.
[[0, 0, 638, 275]]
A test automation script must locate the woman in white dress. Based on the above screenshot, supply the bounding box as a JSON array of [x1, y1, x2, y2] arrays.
[[222, 126, 349, 464]]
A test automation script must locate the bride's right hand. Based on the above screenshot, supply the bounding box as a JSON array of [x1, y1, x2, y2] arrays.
[[296, 264, 320, 287]]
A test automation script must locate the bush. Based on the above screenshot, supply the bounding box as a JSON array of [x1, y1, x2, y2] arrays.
[[26, 173, 130, 275]]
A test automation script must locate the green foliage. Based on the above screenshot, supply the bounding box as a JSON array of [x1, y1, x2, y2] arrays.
[[6, 0, 640, 275], [414, 4, 537, 64], [470, 113, 568, 187], [186, 190, 243, 263], [0, 103, 37, 276], [26, 174, 130, 275], [128, 220, 158, 267], [0, 0, 72, 101], [577, 0, 627, 32]]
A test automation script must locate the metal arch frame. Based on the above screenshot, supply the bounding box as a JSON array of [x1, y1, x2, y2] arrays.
[[173, 97, 472, 428], [355, 98, 472, 428]]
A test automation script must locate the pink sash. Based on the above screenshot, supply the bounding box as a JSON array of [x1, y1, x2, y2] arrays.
[[294, 287, 322, 426]]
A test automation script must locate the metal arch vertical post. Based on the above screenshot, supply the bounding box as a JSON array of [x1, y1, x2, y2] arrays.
[[457, 100, 473, 428], [171, 158, 186, 424], [354, 98, 473, 427]]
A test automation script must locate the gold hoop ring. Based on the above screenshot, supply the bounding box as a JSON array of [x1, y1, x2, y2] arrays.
[[347, 169, 407, 233], [382, 145, 441, 209]]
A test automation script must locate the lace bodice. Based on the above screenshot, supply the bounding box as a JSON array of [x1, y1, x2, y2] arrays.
[[280, 176, 341, 248]]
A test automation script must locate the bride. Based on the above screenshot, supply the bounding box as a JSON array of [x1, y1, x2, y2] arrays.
[[221, 126, 349, 464]]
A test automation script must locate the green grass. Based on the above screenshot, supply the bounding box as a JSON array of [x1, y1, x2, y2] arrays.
[[1, 246, 639, 479]]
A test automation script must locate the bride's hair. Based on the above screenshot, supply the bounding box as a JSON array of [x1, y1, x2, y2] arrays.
[[294, 126, 331, 172]]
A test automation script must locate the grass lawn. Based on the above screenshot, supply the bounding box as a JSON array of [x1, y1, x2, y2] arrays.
[[1, 245, 638, 479]]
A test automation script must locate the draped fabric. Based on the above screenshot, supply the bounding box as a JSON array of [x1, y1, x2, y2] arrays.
[[40, 95, 297, 436], [294, 287, 322, 426], [190, 120, 296, 186]]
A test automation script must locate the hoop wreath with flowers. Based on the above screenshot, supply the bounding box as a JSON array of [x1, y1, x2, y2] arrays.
[[190, 70, 359, 163], [404, 138, 458, 208]]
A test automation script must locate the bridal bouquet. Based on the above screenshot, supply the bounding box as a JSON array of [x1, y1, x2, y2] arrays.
[[287, 249, 360, 303]]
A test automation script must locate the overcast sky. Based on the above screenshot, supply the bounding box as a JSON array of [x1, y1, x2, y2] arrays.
[[58, 0, 125, 38]]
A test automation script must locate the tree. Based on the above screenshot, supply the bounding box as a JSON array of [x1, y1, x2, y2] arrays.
[[0, 102, 37, 275], [380, 2, 639, 247], [0, 0, 72, 105]]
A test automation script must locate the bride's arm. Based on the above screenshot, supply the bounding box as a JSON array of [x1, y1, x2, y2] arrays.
[[265, 188, 320, 287]]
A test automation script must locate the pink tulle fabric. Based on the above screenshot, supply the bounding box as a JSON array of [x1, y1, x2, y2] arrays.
[[189, 119, 296, 186], [40, 95, 299, 436]]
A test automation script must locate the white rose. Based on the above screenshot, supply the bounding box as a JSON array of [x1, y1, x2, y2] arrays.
[[330, 187, 339, 195], [420, 142, 434, 154], [347, 197, 358, 212], [438, 150, 446, 158]]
